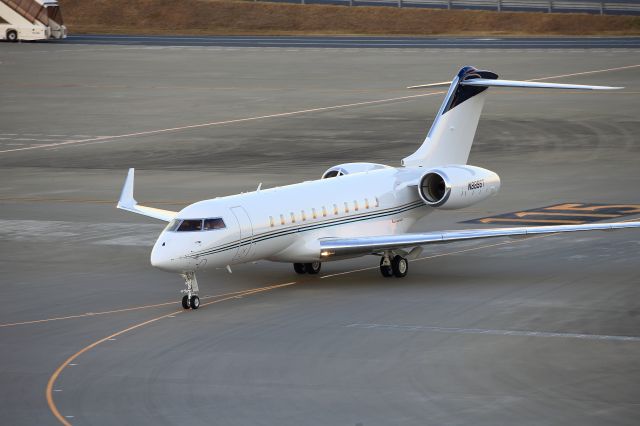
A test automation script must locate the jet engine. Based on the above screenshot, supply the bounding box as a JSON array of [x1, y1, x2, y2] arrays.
[[418, 165, 500, 210], [321, 162, 390, 179]]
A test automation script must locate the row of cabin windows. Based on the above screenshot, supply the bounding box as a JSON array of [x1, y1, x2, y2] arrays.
[[269, 197, 379, 227]]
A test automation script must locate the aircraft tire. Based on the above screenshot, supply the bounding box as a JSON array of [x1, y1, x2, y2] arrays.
[[304, 262, 321, 274], [380, 258, 393, 277], [190, 295, 200, 309], [293, 263, 306, 274], [181, 295, 190, 309], [391, 256, 408, 278]]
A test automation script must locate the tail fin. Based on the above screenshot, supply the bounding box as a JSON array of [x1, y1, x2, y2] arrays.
[[401, 66, 621, 168]]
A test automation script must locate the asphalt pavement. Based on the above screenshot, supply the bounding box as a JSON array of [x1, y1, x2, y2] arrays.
[[0, 40, 639, 425]]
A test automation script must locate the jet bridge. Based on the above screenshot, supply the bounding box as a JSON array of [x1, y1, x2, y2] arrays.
[[1, 0, 66, 41]]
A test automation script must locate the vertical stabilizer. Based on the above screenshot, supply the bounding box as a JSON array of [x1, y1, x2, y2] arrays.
[[402, 66, 497, 168]]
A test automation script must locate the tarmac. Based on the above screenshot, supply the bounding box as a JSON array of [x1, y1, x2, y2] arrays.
[[0, 39, 639, 425]]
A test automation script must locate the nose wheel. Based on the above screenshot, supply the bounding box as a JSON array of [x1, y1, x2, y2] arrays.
[[180, 272, 200, 310]]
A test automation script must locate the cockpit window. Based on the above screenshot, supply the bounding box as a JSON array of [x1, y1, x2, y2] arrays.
[[177, 219, 203, 232], [165, 219, 181, 232], [166, 218, 226, 232], [203, 218, 225, 230]]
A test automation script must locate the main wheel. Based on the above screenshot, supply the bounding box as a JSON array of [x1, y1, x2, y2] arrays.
[[293, 263, 306, 274], [190, 295, 200, 309], [380, 257, 393, 277], [7, 30, 18, 42], [304, 262, 321, 274], [181, 295, 190, 309], [391, 255, 408, 278]]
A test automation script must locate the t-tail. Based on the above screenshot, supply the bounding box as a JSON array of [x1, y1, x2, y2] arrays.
[[401, 66, 622, 168]]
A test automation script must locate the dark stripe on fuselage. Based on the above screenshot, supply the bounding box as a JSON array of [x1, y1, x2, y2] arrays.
[[191, 200, 426, 258]]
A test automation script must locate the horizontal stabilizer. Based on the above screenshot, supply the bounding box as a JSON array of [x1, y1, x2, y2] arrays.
[[409, 79, 622, 91], [117, 168, 178, 222], [460, 79, 622, 90]]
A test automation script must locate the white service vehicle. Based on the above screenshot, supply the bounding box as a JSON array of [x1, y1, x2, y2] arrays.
[[0, 0, 66, 41], [117, 66, 640, 310]]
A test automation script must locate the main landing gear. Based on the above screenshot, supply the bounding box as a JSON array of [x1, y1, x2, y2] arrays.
[[293, 262, 321, 275], [380, 254, 408, 278], [181, 271, 200, 310]]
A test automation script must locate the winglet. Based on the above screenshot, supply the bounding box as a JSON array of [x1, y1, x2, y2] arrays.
[[117, 168, 137, 210], [116, 168, 178, 222]]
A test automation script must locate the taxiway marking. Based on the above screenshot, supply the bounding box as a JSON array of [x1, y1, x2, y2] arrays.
[[346, 323, 640, 342], [45, 280, 297, 426], [2, 63, 638, 155], [45, 236, 551, 425], [0, 287, 277, 328]]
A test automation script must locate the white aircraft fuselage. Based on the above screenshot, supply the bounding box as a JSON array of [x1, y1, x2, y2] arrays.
[[118, 65, 640, 310], [151, 165, 428, 272]]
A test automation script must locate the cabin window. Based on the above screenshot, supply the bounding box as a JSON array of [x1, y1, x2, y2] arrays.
[[365, 198, 370, 209], [354, 200, 359, 211], [312, 208, 317, 219], [177, 219, 203, 232], [290, 212, 296, 223], [333, 204, 339, 215], [321, 206, 327, 217], [269, 216, 275, 227], [203, 218, 226, 230], [301, 210, 307, 221], [344, 202, 349, 213], [280, 214, 285, 225]]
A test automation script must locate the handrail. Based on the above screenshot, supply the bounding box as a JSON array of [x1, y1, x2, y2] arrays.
[[2, 0, 50, 25]]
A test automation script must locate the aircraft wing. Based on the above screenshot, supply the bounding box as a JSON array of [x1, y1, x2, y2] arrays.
[[117, 168, 178, 222], [319, 221, 640, 258]]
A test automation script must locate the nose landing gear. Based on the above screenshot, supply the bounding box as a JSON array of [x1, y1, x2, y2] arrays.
[[180, 272, 200, 309]]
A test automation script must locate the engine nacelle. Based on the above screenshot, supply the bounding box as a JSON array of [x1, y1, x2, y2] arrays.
[[322, 162, 390, 179], [418, 165, 500, 210]]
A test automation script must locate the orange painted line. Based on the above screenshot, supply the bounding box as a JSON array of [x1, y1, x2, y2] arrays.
[[45, 280, 299, 425], [0, 288, 264, 329], [0, 91, 446, 154], [46, 234, 554, 424], [527, 64, 640, 82], [514, 211, 619, 218], [547, 203, 640, 214]]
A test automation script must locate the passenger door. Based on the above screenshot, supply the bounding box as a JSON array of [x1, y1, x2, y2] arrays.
[[230, 206, 254, 262]]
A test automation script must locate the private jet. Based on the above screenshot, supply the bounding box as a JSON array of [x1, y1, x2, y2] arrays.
[[117, 66, 640, 310]]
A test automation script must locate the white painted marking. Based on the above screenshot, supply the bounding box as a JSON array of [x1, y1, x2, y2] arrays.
[[346, 323, 640, 342]]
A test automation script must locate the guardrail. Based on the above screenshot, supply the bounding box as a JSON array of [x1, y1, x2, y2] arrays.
[[257, 0, 640, 15]]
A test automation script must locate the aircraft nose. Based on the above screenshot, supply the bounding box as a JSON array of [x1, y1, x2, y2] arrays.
[[150, 239, 172, 270]]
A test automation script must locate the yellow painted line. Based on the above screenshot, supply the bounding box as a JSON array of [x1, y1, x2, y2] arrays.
[[0, 91, 446, 154], [45, 235, 549, 424], [478, 218, 584, 225], [547, 203, 640, 214], [527, 64, 640, 82], [0, 288, 267, 328], [7, 63, 640, 155], [514, 211, 619, 218], [45, 280, 298, 426]]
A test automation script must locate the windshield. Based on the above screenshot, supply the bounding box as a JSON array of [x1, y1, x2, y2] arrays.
[[165, 218, 226, 232]]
